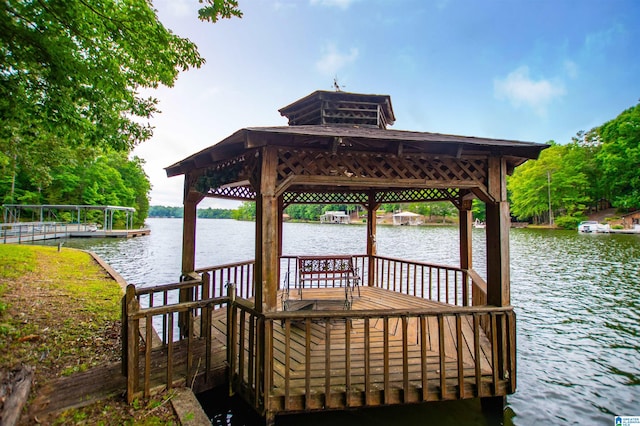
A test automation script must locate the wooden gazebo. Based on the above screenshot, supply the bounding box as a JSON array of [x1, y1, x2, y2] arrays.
[[128, 90, 546, 424]]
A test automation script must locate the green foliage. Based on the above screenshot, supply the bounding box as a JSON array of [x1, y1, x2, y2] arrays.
[[198, 0, 243, 23], [0, 0, 241, 223], [233, 202, 256, 221], [508, 102, 639, 223], [197, 207, 233, 219], [509, 141, 597, 224], [594, 103, 640, 208], [149, 205, 183, 218], [554, 215, 586, 230], [472, 199, 486, 222]]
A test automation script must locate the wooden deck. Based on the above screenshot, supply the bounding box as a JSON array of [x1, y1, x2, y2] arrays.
[[219, 287, 513, 415], [124, 280, 515, 419]]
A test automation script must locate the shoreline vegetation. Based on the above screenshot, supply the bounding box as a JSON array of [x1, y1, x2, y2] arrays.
[[0, 245, 178, 425]]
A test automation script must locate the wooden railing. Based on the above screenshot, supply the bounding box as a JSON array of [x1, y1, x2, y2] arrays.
[[122, 283, 231, 402], [122, 255, 492, 405], [371, 255, 473, 306], [196, 260, 255, 299], [228, 302, 516, 413]]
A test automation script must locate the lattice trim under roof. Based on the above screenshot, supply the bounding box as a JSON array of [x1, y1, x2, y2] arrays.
[[207, 185, 256, 200], [376, 188, 461, 207], [282, 190, 369, 205], [276, 149, 488, 188]]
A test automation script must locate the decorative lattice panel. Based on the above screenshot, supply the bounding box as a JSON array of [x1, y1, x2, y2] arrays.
[[277, 149, 487, 187], [283, 190, 369, 205], [376, 188, 461, 207], [209, 185, 256, 200], [197, 152, 259, 199]]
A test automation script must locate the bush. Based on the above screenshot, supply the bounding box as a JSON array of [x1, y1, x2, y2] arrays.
[[555, 215, 585, 230]]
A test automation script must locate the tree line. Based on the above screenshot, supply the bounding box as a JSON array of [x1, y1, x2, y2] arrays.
[[148, 206, 234, 219], [508, 102, 640, 228]]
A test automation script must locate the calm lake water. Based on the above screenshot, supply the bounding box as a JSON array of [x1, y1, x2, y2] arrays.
[[50, 218, 640, 425]]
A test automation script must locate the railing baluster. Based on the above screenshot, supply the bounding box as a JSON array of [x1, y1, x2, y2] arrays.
[[364, 317, 371, 405], [305, 318, 312, 410], [345, 316, 352, 408], [402, 316, 409, 403], [490, 313, 499, 395], [438, 314, 446, 399], [238, 310, 246, 386], [167, 313, 174, 390], [384, 316, 390, 404], [474, 313, 482, 397], [284, 319, 291, 410], [144, 315, 152, 397], [325, 318, 331, 408], [456, 314, 464, 399], [420, 315, 428, 401], [508, 311, 516, 392]]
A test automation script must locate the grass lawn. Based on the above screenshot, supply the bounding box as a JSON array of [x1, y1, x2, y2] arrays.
[[0, 244, 178, 425]]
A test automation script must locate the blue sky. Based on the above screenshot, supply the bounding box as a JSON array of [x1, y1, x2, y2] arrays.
[[135, 0, 640, 207]]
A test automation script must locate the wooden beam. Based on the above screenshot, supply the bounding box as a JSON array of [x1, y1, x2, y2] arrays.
[[255, 146, 280, 313]]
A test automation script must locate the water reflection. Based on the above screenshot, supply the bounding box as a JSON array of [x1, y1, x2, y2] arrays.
[[47, 219, 640, 425]]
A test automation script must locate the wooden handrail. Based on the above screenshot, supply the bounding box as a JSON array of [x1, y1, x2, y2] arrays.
[[227, 301, 516, 413]]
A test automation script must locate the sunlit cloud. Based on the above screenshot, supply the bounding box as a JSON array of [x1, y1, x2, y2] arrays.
[[310, 0, 359, 10], [494, 66, 565, 115], [315, 43, 359, 76]]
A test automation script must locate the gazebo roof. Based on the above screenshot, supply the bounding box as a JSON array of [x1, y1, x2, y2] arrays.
[[165, 124, 544, 178]]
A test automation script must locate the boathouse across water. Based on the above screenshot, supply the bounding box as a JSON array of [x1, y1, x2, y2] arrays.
[[122, 90, 547, 424]]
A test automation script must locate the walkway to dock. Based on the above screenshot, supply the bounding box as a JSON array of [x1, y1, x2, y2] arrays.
[[0, 222, 149, 244]]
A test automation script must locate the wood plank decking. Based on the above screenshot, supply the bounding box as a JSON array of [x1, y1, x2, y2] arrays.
[[121, 285, 512, 418], [218, 287, 508, 414]]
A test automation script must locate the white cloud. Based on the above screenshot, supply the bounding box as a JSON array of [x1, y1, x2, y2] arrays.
[[315, 43, 359, 76], [564, 60, 578, 79], [310, 0, 358, 10], [155, 0, 193, 18], [493, 66, 565, 115]]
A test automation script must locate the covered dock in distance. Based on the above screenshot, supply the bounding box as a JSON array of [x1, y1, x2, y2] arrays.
[[122, 90, 547, 425], [2, 204, 137, 231]]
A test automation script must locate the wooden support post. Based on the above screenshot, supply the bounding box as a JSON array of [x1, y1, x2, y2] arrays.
[[180, 173, 204, 337], [255, 147, 279, 313], [125, 285, 139, 403], [459, 199, 473, 271], [366, 192, 379, 287], [485, 201, 510, 307], [485, 156, 510, 307], [459, 199, 473, 306], [484, 155, 511, 401]]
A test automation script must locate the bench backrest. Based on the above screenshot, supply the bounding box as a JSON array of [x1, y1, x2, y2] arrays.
[[298, 256, 354, 276]]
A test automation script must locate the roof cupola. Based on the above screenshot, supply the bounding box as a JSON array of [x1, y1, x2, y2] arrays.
[[278, 90, 396, 129]]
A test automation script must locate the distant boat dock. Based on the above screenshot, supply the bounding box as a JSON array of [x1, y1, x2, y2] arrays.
[[1, 204, 150, 244]]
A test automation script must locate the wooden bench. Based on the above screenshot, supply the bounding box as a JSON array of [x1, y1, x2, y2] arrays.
[[282, 255, 360, 310]]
